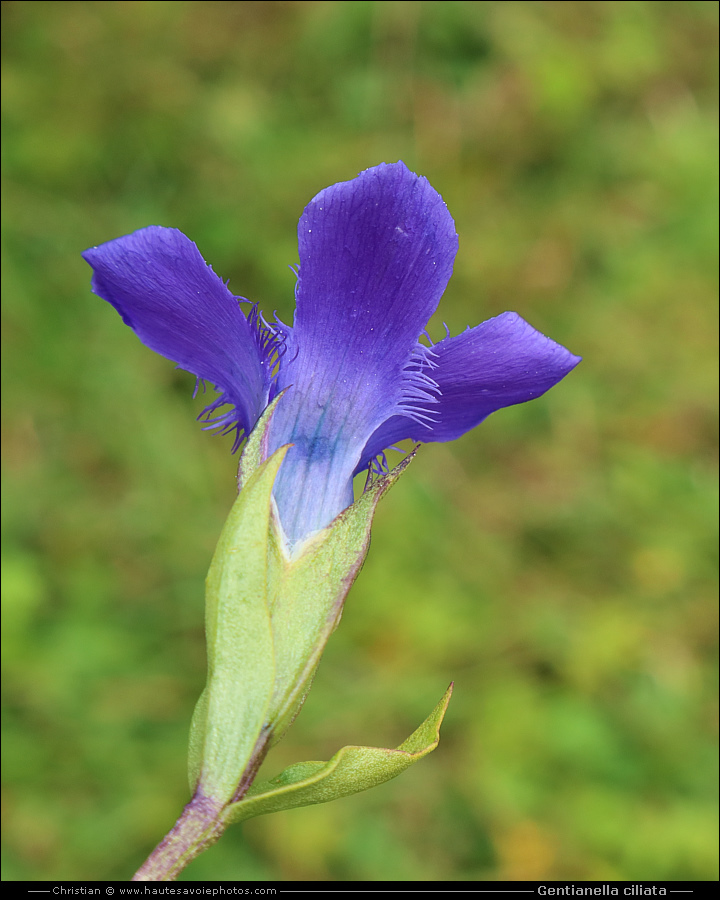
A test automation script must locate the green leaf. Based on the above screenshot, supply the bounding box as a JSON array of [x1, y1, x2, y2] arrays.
[[223, 684, 453, 824]]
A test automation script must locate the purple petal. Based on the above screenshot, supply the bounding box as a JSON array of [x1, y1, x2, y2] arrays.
[[268, 162, 458, 542], [292, 161, 457, 379], [358, 312, 581, 466], [82, 226, 272, 437]]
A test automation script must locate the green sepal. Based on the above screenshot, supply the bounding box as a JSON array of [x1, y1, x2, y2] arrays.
[[188, 443, 288, 802], [236, 392, 287, 494], [263, 449, 416, 748], [189, 394, 419, 805], [222, 684, 453, 825], [189, 395, 288, 793]]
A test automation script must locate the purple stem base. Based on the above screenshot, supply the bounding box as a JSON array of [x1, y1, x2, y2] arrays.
[[132, 793, 226, 882]]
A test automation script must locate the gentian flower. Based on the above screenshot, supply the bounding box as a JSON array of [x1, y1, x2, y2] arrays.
[[84, 163, 581, 881], [83, 162, 579, 546]]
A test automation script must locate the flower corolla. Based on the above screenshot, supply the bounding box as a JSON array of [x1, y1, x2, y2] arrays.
[[83, 162, 579, 545]]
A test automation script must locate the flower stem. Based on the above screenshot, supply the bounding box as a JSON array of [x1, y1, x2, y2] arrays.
[[132, 793, 226, 882], [132, 732, 272, 881]]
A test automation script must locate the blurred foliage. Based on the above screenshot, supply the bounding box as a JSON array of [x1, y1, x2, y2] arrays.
[[2, 0, 717, 883]]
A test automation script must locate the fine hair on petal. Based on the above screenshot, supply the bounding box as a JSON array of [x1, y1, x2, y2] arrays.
[[198, 300, 287, 452], [397, 340, 441, 427]]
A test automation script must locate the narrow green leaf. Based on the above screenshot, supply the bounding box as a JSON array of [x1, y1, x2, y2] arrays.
[[223, 684, 453, 824]]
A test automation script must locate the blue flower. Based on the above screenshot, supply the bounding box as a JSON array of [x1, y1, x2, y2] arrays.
[[83, 162, 580, 545]]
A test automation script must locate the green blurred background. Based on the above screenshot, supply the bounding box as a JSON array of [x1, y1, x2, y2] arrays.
[[2, 0, 717, 883]]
